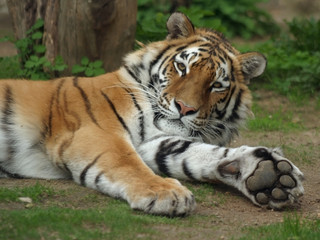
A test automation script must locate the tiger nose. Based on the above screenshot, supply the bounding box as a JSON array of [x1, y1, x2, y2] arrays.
[[174, 100, 197, 116]]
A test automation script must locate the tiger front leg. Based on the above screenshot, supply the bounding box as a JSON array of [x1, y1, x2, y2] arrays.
[[54, 130, 195, 216], [138, 136, 304, 209]]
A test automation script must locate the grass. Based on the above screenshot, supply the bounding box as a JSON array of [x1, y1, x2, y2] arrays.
[[0, 182, 219, 240], [0, 204, 166, 240], [0, 182, 59, 203], [247, 103, 303, 132], [240, 215, 320, 240]]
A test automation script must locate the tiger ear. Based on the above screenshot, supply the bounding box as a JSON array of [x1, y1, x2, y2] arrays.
[[237, 52, 267, 83], [166, 12, 195, 40]]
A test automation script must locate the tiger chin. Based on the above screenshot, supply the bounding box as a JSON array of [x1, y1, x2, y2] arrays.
[[0, 12, 304, 216]]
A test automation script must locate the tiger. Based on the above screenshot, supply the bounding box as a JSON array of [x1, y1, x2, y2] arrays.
[[0, 12, 304, 216]]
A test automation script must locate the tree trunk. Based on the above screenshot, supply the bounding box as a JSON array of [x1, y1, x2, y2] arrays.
[[6, 0, 137, 74]]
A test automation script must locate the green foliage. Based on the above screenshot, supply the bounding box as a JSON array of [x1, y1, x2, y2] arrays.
[[240, 215, 320, 240], [0, 56, 20, 79], [3, 19, 68, 80], [1, 19, 106, 80], [187, 0, 278, 39], [136, 0, 278, 42], [72, 57, 106, 77], [240, 18, 320, 98]]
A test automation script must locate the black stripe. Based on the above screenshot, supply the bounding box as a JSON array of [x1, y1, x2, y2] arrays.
[[101, 91, 132, 137], [182, 160, 196, 180], [95, 171, 104, 186], [171, 141, 192, 155], [146, 199, 156, 212], [223, 148, 229, 158], [55, 79, 65, 108], [63, 163, 73, 178], [48, 80, 66, 137], [148, 45, 173, 88], [226, 89, 243, 123], [80, 153, 103, 186], [2, 86, 16, 160], [73, 77, 101, 128], [127, 90, 145, 142], [216, 86, 236, 120], [58, 136, 73, 158], [124, 65, 141, 83], [155, 139, 192, 176], [158, 55, 169, 74]]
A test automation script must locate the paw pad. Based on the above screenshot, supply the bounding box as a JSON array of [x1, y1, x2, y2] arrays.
[[277, 161, 292, 173], [246, 158, 300, 206], [279, 175, 295, 188], [246, 160, 277, 192]]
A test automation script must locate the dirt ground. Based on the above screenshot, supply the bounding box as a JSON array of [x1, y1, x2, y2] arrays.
[[0, 2, 320, 239]]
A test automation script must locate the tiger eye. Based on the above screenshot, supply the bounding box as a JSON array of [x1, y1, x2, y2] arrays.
[[212, 82, 222, 88], [177, 62, 186, 71]]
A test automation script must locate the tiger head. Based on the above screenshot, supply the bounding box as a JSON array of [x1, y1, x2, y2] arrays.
[[124, 13, 267, 145]]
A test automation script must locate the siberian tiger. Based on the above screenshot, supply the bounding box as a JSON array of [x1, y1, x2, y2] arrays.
[[0, 13, 304, 216]]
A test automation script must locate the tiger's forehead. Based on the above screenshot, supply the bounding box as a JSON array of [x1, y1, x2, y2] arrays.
[[175, 47, 200, 63], [174, 44, 231, 70]]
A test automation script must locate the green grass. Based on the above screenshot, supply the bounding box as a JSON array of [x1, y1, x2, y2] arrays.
[[240, 215, 320, 240], [248, 103, 303, 132], [0, 202, 174, 240], [0, 182, 59, 203], [185, 182, 226, 207]]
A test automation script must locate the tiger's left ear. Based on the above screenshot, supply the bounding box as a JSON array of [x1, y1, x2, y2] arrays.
[[237, 52, 267, 83], [166, 12, 195, 40]]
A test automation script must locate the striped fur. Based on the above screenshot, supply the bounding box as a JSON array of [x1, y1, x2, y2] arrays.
[[0, 13, 303, 216]]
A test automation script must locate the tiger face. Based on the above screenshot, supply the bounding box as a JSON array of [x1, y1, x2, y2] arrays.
[[147, 13, 267, 144]]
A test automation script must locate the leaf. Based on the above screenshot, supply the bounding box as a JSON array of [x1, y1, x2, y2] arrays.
[[85, 68, 94, 77], [53, 64, 68, 72], [93, 68, 105, 76], [93, 60, 103, 68], [71, 65, 86, 74], [38, 56, 47, 65], [34, 45, 46, 53], [32, 19, 44, 30], [31, 72, 40, 80], [31, 32, 43, 40], [30, 55, 39, 62], [81, 57, 90, 66], [24, 60, 35, 69]]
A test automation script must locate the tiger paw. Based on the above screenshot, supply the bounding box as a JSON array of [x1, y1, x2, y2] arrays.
[[245, 151, 304, 209], [129, 177, 196, 216]]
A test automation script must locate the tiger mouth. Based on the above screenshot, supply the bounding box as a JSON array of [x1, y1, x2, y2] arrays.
[[153, 111, 202, 137]]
